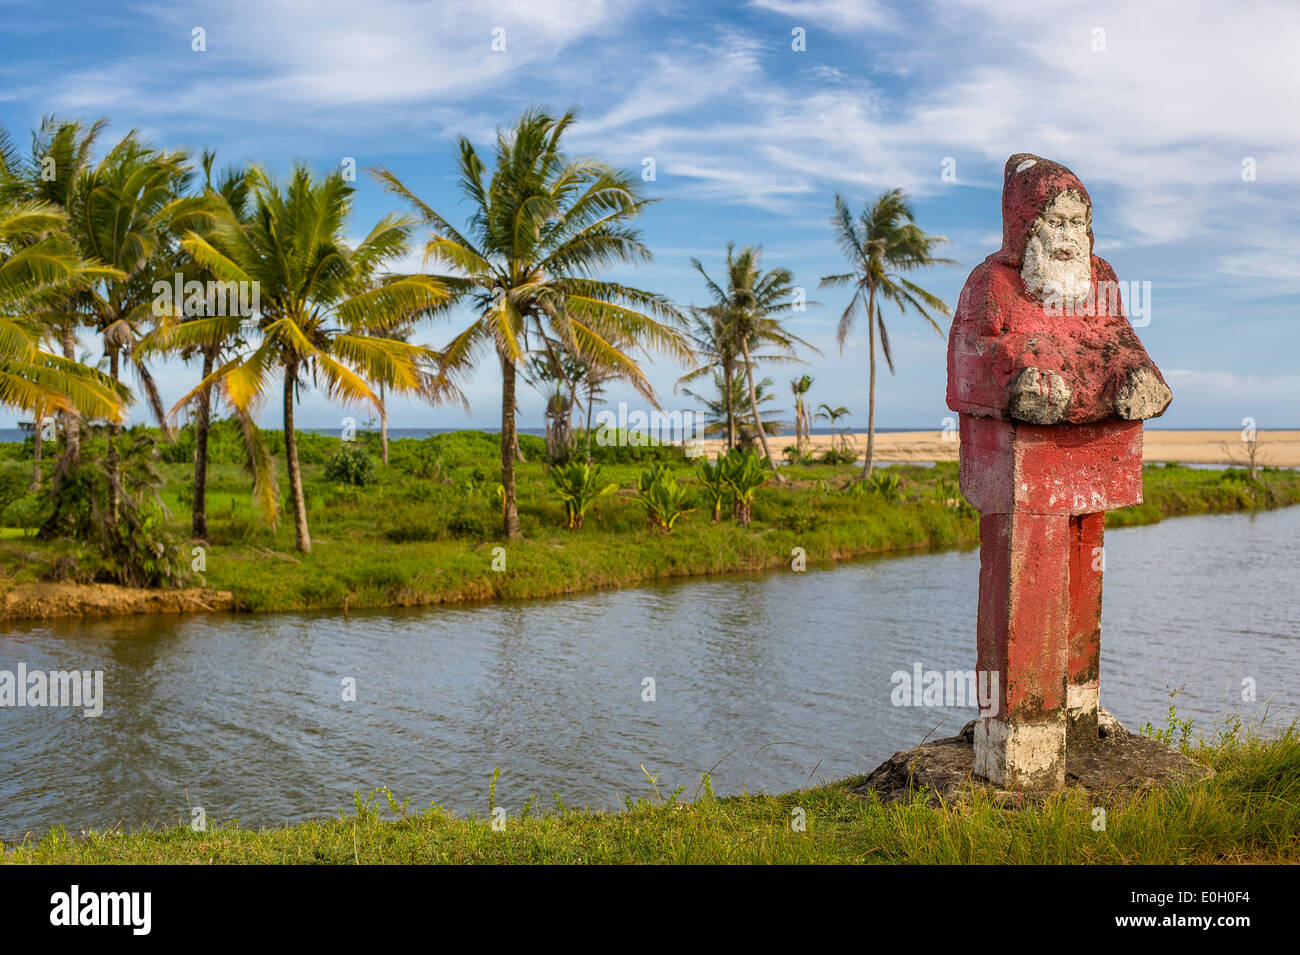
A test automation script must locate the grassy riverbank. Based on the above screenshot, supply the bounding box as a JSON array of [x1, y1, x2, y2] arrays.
[[6, 721, 1296, 864], [2, 429, 1298, 615]]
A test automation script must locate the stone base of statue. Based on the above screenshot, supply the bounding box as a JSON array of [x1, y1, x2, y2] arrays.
[[853, 707, 1209, 807]]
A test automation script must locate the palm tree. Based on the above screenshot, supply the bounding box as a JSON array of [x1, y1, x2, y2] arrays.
[[166, 163, 449, 552], [0, 117, 111, 468], [64, 130, 217, 518], [692, 244, 815, 475], [814, 403, 852, 454], [376, 106, 689, 539], [683, 370, 786, 442], [0, 200, 128, 424], [820, 190, 954, 478], [677, 308, 741, 451], [139, 151, 273, 537], [790, 373, 813, 456]]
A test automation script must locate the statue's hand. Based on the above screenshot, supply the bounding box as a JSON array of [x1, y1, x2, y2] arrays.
[[1115, 366, 1172, 420], [1008, 366, 1072, 424]]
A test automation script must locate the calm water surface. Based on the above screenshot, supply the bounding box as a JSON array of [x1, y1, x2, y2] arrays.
[[1, 506, 1295, 840]]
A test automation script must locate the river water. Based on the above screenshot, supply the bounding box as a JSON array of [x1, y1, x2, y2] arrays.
[[1, 507, 1295, 841]]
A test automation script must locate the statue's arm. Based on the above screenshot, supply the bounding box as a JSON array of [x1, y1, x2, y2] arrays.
[[948, 270, 1072, 424]]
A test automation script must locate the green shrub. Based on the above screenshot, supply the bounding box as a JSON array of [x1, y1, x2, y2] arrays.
[[2, 492, 51, 536], [38, 437, 190, 589], [446, 510, 491, 540], [782, 445, 816, 466], [820, 445, 858, 465], [158, 426, 195, 464], [0, 463, 29, 516], [324, 445, 376, 486], [584, 429, 685, 465]]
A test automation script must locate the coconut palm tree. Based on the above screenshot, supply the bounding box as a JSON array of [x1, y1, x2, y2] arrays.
[[165, 163, 449, 552], [691, 244, 815, 475], [676, 308, 741, 451], [0, 117, 112, 467], [683, 370, 786, 442], [820, 190, 954, 478], [63, 130, 218, 518], [0, 200, 128, 424], [814, 402, 852, 454], [790, 373, 813, 456], [375, 106, 689, 539], [138, 151, 279, 537]]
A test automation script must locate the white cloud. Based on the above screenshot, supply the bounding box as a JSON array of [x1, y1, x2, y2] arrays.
[[747, 0, 892, 31]]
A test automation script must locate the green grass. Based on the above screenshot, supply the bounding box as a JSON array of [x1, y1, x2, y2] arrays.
[[7, 721, 1296, 864], [1, 430, 1298, 613]]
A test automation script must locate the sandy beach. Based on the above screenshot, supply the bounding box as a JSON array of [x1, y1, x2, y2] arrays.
[[694, 429, 1300, 467]]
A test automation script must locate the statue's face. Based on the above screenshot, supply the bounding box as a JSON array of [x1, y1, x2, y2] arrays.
[[1021, 191, 1091, 308]]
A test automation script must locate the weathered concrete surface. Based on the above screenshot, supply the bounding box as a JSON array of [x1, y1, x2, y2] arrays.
[[946, 154, 1171, 425], [854, 707, 1211, 807], [958, 416, 1143, 516], [944, 153, 1174, 791]]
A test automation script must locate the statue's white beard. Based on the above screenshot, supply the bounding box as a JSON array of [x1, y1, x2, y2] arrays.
[[1022, 233, 1091, 308]]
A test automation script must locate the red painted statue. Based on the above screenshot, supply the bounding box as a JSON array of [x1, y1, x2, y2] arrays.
[[946, 154, 1171, 790]]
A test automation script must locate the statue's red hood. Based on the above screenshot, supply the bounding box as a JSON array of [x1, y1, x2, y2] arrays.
[[993, 153, 1094, 267]]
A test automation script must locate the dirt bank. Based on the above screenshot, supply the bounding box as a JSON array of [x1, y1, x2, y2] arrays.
[[0, 582, 235, 622]]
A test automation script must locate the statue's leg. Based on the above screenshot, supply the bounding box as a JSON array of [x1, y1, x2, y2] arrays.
[[1066, 512, 1105, 748], [973, 509, 1070, 791]]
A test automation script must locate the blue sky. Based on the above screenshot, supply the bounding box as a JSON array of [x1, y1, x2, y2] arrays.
[[2, 0, 1297, 431]]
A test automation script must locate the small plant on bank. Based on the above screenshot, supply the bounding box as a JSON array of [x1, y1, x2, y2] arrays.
[[550, 461, 617, 530], [721, 449, 767, 526], [866, 470, 902, 502], [933, 476, 973, 515], [324, 445, 376, 487], [696, 456, 730, 523], [782, 445, 805, 466], [637, 465, 694, 533], [820, 444, 858, 465]]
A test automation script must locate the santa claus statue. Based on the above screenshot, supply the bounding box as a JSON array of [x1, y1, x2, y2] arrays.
[[946, 153, 1172, 790], [949, 153, 1171, 423]]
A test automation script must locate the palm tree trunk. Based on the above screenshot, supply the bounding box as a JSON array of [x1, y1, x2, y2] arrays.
[[567, 380, 578, 458], [61, 323, 80, 466], [499, 348, 521, 539], [29, 404, 43, 491], [585, 386, 595, 463], [862, 288, 877, 479], [379, 379, 389, 465], [283, 364, 311, 553], [107, 344, 121, 521], [792, 398, 800, 454], [723, 356, 736, 451], [740, 339, 783, 481], [192, 349, 213, 538]]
